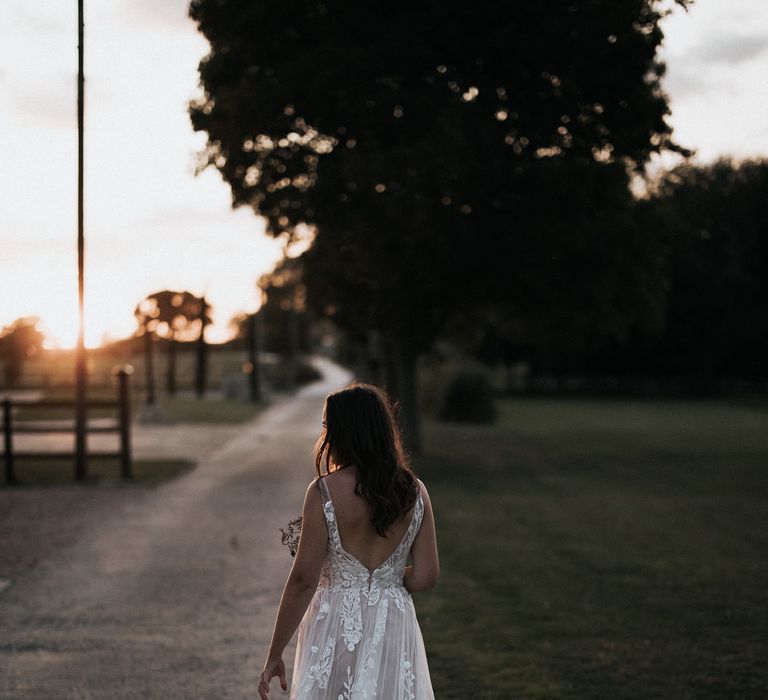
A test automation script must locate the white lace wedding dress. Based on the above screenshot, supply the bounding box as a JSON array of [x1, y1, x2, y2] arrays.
[[290, 477, 435, 699]]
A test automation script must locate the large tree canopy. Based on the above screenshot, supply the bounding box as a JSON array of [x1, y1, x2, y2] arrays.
[[189, 0, 693, 445], [189, 0, 691, 236]]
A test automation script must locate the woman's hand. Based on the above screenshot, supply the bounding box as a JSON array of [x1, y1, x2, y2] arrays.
[[258, 656, 287, 699]]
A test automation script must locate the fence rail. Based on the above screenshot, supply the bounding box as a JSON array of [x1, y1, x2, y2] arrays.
[[1, 365, 133, 484]]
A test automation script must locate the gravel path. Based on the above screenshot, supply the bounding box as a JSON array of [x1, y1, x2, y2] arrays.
[[0, 358, 351, 699]]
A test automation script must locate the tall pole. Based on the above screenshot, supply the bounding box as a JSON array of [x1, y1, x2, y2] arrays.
[[143, 321, 156, 406], [247, 310, 262, 402], [195, 295, 209, 398], [288, 284, 300, 389], [74, 0, 88, 480]]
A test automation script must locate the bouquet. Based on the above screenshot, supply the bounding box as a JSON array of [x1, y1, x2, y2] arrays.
[[280, 516, 303, 557]]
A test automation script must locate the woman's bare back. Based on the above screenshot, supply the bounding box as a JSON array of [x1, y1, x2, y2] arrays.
[[322, 466, 417, 572]]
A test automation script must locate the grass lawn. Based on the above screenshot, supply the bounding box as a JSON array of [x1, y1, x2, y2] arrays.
[[1, 456, 196, 487], [12, 391, 264, 423], [414, 398, 768, 699], [154, 395, 264, 423]]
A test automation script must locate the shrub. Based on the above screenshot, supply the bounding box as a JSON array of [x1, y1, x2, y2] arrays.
[[296, 361, 322, 385], [438, 372, 497, 423]]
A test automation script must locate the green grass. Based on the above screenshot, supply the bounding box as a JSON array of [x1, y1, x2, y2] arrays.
[[1, 456, 196, 487], [155, 395, 264, 423], [414, 398, 768, 699], [8, 347, 248, 391], [11, 391, 263, 424]]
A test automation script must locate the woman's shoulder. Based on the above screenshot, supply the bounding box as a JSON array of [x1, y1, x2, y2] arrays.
[[412, 475, 432, 505], [313, 467, 357, 497], [303, 476, 324, 501]]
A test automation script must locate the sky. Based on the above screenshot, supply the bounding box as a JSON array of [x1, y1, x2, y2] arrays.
[[0, 0, 767, 349]]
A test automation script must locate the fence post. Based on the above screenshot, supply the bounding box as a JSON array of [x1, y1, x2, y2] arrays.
[[3, 398, 14, 484], [114, 365, 134, 479]]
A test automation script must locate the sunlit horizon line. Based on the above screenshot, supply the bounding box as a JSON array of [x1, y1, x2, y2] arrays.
[[41, 324, 239, 352]]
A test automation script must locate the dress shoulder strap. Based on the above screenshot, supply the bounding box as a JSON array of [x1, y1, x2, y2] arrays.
[[316, 476, 342, 549], [405, 489, 425, 550], [316, 475, 330, 502]]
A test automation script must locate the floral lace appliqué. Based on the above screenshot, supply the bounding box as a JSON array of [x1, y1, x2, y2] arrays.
[[400, 652, 416, 700], [339, 586, 364, 651], [294, 636, 336, 698], [337, 665, 354, 700]]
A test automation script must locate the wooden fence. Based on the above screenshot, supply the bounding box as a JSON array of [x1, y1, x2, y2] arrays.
[[2, 366, 133, 484]]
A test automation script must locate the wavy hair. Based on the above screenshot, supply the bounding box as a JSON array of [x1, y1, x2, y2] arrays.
[[314, 381, 418, 537]]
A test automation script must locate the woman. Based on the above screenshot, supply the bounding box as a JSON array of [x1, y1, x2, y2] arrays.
[[259, 381, 439, 699]]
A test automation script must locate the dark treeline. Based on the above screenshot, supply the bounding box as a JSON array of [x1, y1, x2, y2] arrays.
[[462, 157, 768, 380], [255, 157, 768, 382], [636, 159, 768, 379]]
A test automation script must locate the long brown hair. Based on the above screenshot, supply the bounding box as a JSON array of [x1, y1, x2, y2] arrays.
[[314, 381, 418, 537]]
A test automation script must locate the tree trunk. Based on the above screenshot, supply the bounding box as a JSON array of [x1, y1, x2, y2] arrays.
[[144, 326, 156, 405], [394, 336, 420, 454], [351, 336, 369, 383], [366, 329, 385, 387], [247, 312, 262, 402], [195, 298, 208, 398], [382, 334, 399, 400], [166, 333, 177, 397], [287, 304, 300, 389]]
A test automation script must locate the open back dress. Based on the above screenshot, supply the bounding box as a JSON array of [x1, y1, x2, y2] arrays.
[[290, 476, 435, 699]]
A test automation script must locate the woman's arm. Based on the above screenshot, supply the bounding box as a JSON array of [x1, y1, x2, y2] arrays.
[[259, 480, 328, 698], [403, 479, 439, 593]]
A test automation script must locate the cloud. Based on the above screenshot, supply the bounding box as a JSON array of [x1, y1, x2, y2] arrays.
[[7, 74, 77, 128], [141, 206, 245, 228], [1, 3, 65, 34], [689, 33, 768, 65], [115, 0, 193, 31], [663, 66, 710, 100], [137, 203, 272, 242]]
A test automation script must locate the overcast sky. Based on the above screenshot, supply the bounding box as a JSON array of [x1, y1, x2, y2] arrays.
[[0, 0, 766, 348]]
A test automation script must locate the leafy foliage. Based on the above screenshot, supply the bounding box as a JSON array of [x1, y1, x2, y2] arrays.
[[638, 157, 768, 376], [133, 290, 211, 341], [188, 0, 692, 352], [0, 317, 45, 387]]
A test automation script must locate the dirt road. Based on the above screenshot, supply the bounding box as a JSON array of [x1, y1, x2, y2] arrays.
[[0, 359, 351, 699]]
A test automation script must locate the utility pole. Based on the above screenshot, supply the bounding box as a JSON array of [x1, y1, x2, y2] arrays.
[[74, 0, 88, 481], [143, 319, 156, 406], [195, 295, 210, 398], [247, 309, 262, 402]]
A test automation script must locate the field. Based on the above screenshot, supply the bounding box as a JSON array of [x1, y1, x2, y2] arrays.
[[5, 346, 312, 401], [414, 398, 768, 699]]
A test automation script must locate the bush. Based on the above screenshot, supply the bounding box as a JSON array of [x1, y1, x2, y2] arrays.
[[438, 372, 497, 423], [296, 360, 322, 385]]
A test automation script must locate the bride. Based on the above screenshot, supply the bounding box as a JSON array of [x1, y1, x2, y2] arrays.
[[259, 381, 439, 699]]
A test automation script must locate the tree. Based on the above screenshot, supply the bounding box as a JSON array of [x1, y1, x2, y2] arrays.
[[189, 0, 692, 448], [146, 290, 205, 395], [637, 157, 768, 377], [195, 295, 213, 397], [230, 257, 313, 386], [134, 291, 213, 400], [443, 157, 670, 375], [0, 317, 45, 387]]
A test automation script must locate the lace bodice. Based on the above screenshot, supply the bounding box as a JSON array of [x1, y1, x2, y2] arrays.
[[317, 477, 423, 592]]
